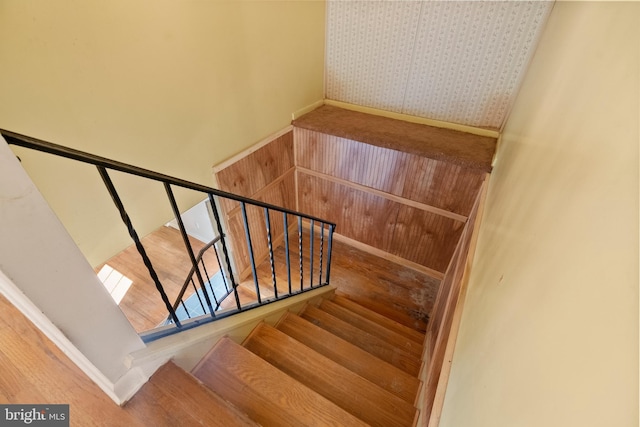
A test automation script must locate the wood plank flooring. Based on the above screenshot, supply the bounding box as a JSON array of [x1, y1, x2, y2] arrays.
[[103, 225, 439, 333], [95, 226, 221, 332], [0, 224, 438, 424], [0, 294, 249, 426]]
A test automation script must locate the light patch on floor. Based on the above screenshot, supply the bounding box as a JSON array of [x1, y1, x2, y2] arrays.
[[97, 264, 133, 304]]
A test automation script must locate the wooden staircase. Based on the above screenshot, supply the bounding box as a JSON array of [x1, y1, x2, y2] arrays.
[[184, 292, 425, 426]]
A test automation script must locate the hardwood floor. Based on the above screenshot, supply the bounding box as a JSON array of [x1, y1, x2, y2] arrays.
[[98, 225, 439, 333], [0, 294, 254, 426], [95, 226, 221, 333], [0, 225, 439, 424]]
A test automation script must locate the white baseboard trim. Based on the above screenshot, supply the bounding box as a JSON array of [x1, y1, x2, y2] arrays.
[[292, 99, 325, 120], [212, 125, 294, 173], [0, 270, 147, 405]]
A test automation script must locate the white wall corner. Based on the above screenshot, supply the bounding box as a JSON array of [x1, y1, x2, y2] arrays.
[[0, 269, 148, 405], [111, 366, 156, 406], [292, 99, 325, 121]]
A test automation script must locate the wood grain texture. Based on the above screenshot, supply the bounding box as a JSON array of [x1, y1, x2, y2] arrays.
[[224, 170, 296, 278], [421, 177, 487, 424], [298, 171, 398, 251], [101, 222, 435, 335], [292, 104, 497, 172], [331, 295, 425, 344], [391, 203, 465, 273], [215, 130, 294, 215], [0, 294, 256, 426], [275, 312, 421, 404], [214, 131, 296, 279], [299, 166, 467, 222], [301, 304, 422, 376], [295, 127, 484, 216], [426, 176, 490, 427], [126, 362, 258, 426], [329, 240, 438, 331], [318, 300, 424, 358], [95, 226, 220, 333], [243, 323, 417, 427], [298, 171, 463, 273], [295, 128, 410, 196], [402, 155, 484, 216], [192, 337, 368, 427]]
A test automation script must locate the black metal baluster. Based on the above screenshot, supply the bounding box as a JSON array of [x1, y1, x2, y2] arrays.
[[200, 259, 219, 309], [309, 219, 314, 288], [241, 202, 261, 304], [207, 194, 241, 311], [326, 224, 335, 284], [297, 216, 303, 292], [190, 277, 205, 313], [180, 301, 191, 320], [283, 213, 292, 295], [5, 130, 340, 341], [212, 245, 229, 294], [318, 222, 325, 285], [97, 166, 181, 327], [165, 183, 215, 317], [264, 208, 278, 299]]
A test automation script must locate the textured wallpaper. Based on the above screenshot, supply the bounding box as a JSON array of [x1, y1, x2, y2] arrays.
[[325, 1, 554, 129]]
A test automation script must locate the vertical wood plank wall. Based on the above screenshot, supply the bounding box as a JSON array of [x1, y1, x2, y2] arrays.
[[213, 117, 491, 424], [213, 131, 296, 278], [295, 127, 484, 275], [213, 124, 486, 284], [420, 176, 488, 425]]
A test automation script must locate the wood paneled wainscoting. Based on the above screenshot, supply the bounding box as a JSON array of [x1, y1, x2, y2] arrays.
[[419, 176, 489, 426], [213, 129, 296, 281], [295, 129, 478, 275], [290, 105, 495, 281], [213, 105, 496, 331]]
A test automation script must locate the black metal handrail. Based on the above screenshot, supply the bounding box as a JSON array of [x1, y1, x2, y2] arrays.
[[1, 129, 334, 224], [2, 129, 336, 342]]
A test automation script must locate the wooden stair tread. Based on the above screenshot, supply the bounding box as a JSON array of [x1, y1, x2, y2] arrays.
[[352, 298, 429, 333], [127, 361, 258, 426], [276, 311, 421, 404], [319, 300, 424, 358], [243, 323, 417, 427], [192, 337, 368, 427], [332, 295, 426, 344], [301, 304, 422, 375]]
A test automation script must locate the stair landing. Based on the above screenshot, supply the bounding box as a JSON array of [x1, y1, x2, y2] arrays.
[[292, 104, 497, 172]]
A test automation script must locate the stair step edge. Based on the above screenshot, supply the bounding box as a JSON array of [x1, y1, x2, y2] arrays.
[[193, 337, 368, 427], [276, 311, 422, 404], [332, 294, 426, 344], [319, 299, 424, 357], [300, 304, 422, 376], [244, 323, 417, 427]]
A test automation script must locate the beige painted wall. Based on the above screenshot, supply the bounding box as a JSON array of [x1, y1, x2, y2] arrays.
[[439, 2, 638, 427], [0, 0, 325, 266]]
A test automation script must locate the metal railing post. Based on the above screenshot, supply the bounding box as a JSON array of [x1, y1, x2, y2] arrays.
[[264, 208, 278, 299], [325, 224, 335, 285], [97, 166, 181, 327], [283, 213, 292, 295], [165, 183, 215, 317], [241, 202, 261, 304], [207, 194, 242, 311]]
